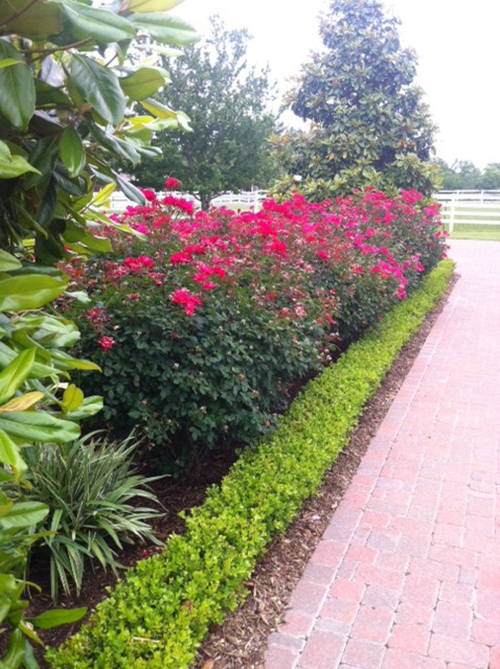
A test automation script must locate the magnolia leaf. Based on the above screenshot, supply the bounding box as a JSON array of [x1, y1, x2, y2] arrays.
[[0, 0, 63, 40], [176, 110, 192, 131], [35, 80, 71, 108], [0, 392, 45, 413], [0, 428, 26, 474], [50, 350, 102, 372], [63, 221, 112, 253], [148, 44, 184, 58], [0, 500, 49, 529], [0, 153, 40, 179], [0, 411, 80, 444], [0, 274, 67, 312], [66, 395, 103, 420], [59, 127, 86, 178], [0, 348, 36, 405], [92, 182, 116, 206], [61, 384, 84, 413], [115, 173, 146, 204], [0, 342, 59, 380], [30, 607, 87, 630], [129, 12, 200, 46], [63, 3, 136, 44], [126, 115, 155, 126], [0, 59, 21, 69], [127, 0, 184, 12], [70, 55, 125, 126], [89, 123, 141, 165], [0, 249, 22, 272], [119, 67, 165, 101], [0, 41, 35, 130], [141, 97, 177, 119]]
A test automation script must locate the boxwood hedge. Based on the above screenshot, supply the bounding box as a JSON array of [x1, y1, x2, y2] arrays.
[[48, 260, 454, 668]]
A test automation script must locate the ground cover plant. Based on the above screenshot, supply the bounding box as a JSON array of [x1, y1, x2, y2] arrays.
[[48, 258, 454, 669], [60, 186, 447, 473]]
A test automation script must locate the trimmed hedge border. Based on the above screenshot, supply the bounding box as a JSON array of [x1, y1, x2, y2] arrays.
[[48, 260, 455, 669]]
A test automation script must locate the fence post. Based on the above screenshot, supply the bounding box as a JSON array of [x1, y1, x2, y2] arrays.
[[449, 193, 456, 234]]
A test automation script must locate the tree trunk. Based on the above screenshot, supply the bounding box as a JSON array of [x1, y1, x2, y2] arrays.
[[200, 194, 211, 211]]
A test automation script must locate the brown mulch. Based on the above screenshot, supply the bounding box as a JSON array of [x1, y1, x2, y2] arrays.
[[192, 272, 459, 669]]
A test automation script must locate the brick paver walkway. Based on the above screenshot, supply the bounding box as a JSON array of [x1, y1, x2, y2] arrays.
[[265, 241, 500, 669]]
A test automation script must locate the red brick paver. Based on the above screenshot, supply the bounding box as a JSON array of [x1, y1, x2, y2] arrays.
[[264, 242, 500, 669]]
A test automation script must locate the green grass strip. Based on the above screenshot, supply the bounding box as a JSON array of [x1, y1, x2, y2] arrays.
[[48, 260, 455, 669]]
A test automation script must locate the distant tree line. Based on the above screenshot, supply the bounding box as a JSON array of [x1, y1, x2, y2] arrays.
[[434, 159, 500, 191]]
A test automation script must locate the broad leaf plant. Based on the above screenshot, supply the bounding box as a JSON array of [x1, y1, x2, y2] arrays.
[[0, 0, 198, 664]]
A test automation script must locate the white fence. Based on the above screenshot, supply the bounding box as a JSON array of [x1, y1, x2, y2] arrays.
[[436, 190, 500, 232], [108, 188, 500, 232], [109, 189, 268, 213]]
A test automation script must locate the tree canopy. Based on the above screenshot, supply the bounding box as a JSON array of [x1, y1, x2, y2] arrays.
[[435, 159, 500, 190], [132, 15, 279, 209], [273, 0, 438, 198]]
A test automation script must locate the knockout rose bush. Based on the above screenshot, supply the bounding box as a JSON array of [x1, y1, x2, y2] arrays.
[[60, 185, 447, 472]]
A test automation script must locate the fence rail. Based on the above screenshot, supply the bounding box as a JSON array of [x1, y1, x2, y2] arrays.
[[436, 190, 500, 232], [108, 188, 500, 233], [108, 189, 268, 213]]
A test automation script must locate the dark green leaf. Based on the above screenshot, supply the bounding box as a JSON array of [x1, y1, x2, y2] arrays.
[[59, 127, 85, 178], [30, 607, 87, 630], [63, 3, 135, 44], [114, 173, 146, 204], [0, 41, 35, 130], [0, 0, 63, 40], [129, 13, 200, 45], [70, 55, 125, 126], [119, 67, 165, 101]]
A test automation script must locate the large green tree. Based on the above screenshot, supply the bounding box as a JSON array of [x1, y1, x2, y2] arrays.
[[132, 15, 279, 209], [274, 0, 438, 198]]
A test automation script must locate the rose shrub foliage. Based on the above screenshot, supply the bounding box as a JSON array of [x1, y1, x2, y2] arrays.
[[61, 186, 447, 471]]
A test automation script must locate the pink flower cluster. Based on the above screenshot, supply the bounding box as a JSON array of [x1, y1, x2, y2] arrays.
[[61, 181, 447, 350]]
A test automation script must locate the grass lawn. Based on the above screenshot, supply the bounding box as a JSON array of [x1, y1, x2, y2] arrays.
[[444, 223, 500, 241], [439, 203, 500, 240]]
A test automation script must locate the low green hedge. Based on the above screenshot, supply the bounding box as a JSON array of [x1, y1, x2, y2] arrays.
[[48, 260, 455, 668]]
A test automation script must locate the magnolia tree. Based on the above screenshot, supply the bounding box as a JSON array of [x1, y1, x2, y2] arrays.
[[0, 0, 197, 662], [273, 0, 439, 199]]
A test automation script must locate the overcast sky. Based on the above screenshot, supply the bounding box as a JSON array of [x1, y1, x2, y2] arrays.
[[174, 0, 500, 168]]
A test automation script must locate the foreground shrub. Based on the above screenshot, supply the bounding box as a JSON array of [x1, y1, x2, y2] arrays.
[[48, 259, 454, 669], [24, 434, 162, 601], [61, 188, 447, 471]]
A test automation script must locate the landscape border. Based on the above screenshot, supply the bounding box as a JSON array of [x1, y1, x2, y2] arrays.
[[48, 260, 455, 669]]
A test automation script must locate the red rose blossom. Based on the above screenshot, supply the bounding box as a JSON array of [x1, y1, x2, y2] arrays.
[[97, 336, 115, 350]]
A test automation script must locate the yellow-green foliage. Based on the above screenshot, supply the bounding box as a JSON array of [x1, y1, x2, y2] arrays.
[[48, 260, 455, 669]]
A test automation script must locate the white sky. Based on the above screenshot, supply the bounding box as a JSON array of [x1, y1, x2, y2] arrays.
[[174, 0, 500, 169]]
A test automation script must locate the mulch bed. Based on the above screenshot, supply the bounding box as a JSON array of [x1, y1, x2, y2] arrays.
[[24, 272, 457, 668], [192, 272, 459, 669]]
